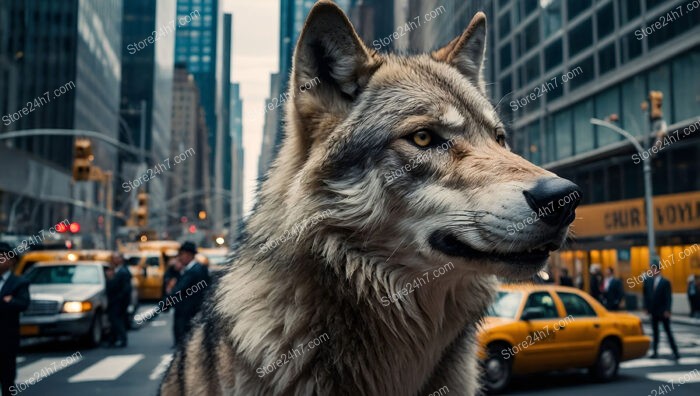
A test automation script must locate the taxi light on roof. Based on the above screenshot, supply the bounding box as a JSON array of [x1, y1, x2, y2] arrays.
[[67, 253, 78, 261]]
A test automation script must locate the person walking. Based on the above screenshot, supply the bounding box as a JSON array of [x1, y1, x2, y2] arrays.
[[0, 243, 30, 396], [589, 264, 603, 302], [171, 242, 209, 345], [559, 267, 574, 287], [106, 252, 132, 348], [643, 263, 680, 360], [602, 267, 624, 311], [688, 275, 700, 318]]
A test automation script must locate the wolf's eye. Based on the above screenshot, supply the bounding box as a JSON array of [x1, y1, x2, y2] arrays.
[[412, 130, 432, 147]]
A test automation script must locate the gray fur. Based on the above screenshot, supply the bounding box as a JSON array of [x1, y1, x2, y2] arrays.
[[160, 2, 572, 395]]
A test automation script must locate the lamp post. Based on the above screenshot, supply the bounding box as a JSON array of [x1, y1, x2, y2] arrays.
[[590, 115, 657, 265]]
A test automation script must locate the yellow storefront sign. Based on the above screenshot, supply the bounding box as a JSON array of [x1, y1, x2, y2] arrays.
[[572, 191, 700, 238]]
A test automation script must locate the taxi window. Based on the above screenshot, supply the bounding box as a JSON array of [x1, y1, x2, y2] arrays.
[[558, 292, 597, 317], [125, 256, 141, 266], [146, 256, 160, 267], [22, 261, 38, 274], [524, 292, 559, 318]]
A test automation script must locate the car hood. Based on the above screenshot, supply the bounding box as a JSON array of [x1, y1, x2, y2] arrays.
[[29, 284, 103, 301]]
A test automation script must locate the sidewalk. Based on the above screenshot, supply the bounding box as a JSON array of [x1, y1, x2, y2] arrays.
[[631, 311, 700, 327]]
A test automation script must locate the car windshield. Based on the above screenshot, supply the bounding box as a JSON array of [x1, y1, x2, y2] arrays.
[[487, 291, 523, 319], [125, 256, 142, 266], [26, 265, 101, 285]]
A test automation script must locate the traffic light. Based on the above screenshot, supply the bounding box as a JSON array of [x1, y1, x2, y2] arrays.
[[72, 138, 93, 181], [649, 91, 663, 120], [136, 192, 149, 227]]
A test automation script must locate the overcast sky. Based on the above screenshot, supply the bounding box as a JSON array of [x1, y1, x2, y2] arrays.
[[222, 0, 279, 214]]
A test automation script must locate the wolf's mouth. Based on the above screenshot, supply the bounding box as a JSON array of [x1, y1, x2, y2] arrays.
[[428, 231, 559, 266]]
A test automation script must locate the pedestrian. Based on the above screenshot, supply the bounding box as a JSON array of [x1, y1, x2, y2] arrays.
[[589, 263, 603, 302], [171, 241, 209, 345], [106, 252, 132, 348], [0, 242, 30, 396], [602, 267, 624, 311], [559, 267, 574, 287], [643, 262, 680, 360], [688, 274, 700, 318]]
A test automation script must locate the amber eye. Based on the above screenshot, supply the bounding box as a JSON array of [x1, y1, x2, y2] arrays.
[[412, 130, 432, 147]]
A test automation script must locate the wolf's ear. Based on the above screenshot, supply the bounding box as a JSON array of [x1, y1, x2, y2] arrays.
[[292, 1, 379, 102], [432, 12, 487, 93]]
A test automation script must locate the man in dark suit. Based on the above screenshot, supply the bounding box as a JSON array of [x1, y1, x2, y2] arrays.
[[171, 242, 209, 345], [106, 252, 132, 347], [559, 267, 574, 287], [0, 243, 30, 396], [603, 267, 624, 311], [643, 263, 680, 360]]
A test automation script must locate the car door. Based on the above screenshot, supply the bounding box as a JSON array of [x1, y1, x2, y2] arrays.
[[516, 291, 564, 372], [554, 291, 600, 366]]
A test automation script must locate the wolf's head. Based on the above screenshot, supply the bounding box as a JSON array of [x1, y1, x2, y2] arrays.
[[262, 1, 580, 281]]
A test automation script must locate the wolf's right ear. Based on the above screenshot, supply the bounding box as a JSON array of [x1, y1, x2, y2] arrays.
[[291, 1, 380, 103], [432, 12, 488, 94]]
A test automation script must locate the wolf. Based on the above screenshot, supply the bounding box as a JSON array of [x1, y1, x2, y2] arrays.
[[159, 1, 581, 395]]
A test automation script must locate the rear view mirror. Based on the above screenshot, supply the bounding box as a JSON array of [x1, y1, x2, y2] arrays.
[[521, 307, 546, 321]]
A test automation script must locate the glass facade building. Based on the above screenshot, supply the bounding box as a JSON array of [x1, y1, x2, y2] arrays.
[[175, 0, 219, 179], [493, 0, 700, 295]]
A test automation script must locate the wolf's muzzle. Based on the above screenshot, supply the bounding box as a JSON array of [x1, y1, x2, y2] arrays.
[[523, 178, 582, 227]]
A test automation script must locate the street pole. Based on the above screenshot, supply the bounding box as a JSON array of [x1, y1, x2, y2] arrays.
[[590, 118, 657, 265]]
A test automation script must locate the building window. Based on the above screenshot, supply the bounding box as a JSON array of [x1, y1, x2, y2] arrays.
[[524, 0, 538, 17], [543, 0, 563, 36], [523, 18, 540, 53], [621, 75, 646, 136], [545, 39, 563, 70], [568, 18, 593, 57], [569, 56, 594, 91], [500, 42, 512, 70], [554, 110, 573, 159], [598, 42, 616, 75], [573, 99, 595, 154], [525, 54, 541, 84], [527, 122, 541, 164], [619, 0, 641, 24], [567, 0, 591, 21], [501, 74, 513, 100], [595, 86, 622, 147], [498, 11, 511, 38], [621, 34, 642, 63], [596, 2, 614, 39], [672, 49, 700, 123]]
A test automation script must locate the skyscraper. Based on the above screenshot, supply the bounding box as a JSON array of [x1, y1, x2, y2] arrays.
[[0, 0, 123, 236], [174, 0, 220, 181], [230, 82, 244, 240], [120, 0, 176, 228]]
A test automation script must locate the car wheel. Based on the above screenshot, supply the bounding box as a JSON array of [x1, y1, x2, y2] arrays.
[[81, 311, 103, 348], [482, 343, 513, 394], [590, 339, 620, 381]]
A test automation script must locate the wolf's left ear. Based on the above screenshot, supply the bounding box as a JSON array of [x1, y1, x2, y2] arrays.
[[432, 12, 487, 94], [292, 1, 379, 102]]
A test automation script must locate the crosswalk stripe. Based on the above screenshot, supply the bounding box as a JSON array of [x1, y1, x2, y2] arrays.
[[68, 355, 144, 383], [16, 356, 82, 384], [622, 356, 700, 369], [647, 369, 700, 383], [149, 354, 173, 380]]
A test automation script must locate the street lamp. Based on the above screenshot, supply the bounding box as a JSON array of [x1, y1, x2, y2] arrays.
[[590, 114, 657, 265]]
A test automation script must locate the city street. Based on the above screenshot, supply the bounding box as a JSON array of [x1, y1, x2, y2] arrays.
[[14, 310, 700, 396], [15, 306, 174, 396]]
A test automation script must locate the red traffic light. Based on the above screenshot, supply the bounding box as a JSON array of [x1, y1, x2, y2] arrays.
[[56, 222, 69, 233], [69, 222, 81, 233], [188, 225, 197, 234]]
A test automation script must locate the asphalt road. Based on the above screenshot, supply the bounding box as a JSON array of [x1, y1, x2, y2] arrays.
[[14, 311, 700, 396]]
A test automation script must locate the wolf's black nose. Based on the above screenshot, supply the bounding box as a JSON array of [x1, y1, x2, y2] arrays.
[[523, 178, 581, 227]]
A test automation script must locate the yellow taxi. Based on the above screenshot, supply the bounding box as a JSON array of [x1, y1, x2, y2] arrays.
[[120, 240, 179, 300], [478, 284, 650, 393], [14, 250, 114, 275]]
